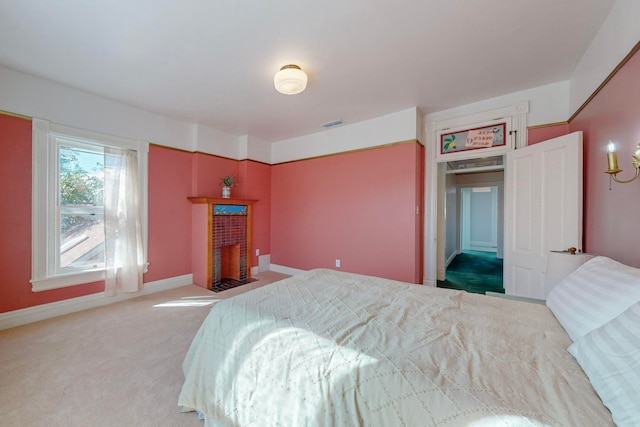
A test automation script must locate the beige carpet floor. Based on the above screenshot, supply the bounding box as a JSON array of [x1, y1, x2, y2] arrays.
[[0, 271, 289, 427]]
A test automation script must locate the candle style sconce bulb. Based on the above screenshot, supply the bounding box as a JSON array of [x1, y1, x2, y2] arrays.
[[605, 141, 640, 184]]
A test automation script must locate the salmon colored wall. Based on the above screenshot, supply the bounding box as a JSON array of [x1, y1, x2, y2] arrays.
[[569, 47, 640, 268], [7, 46, 636, 314], [0, 123, 207, 313], [0, 119, 271, 313], [237, 160, 271, 268], [528, 123, 570, 145], [189, 154, 271, 270], [0, 114, 104, 313], [192, 153, 239, 198], [144, 145, 194, 282], [271, 142, 423, 284], [414, 143, 425, 281]]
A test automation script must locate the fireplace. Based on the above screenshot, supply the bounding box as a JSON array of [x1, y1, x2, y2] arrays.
[[212, 214, 247, 286], [189, 197, 257, 291]]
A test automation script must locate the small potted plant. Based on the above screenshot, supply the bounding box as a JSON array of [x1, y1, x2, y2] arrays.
[[220, 175, 237, 198]]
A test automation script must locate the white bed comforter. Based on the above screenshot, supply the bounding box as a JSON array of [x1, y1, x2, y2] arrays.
[[178, 269, 613, 427]]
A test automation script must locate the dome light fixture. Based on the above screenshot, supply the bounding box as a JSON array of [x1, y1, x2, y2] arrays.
[[274, 64, 308, 95]]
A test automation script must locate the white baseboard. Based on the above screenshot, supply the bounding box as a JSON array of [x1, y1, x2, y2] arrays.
[[0, 274, 193, 331], [270, 264, 307, 276], [468, 245, 498, 253]]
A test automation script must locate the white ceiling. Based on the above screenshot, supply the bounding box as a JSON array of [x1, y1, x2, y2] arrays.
[[0, 1, 615, 143]]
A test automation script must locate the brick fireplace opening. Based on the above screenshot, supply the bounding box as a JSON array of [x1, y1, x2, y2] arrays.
[[220, 244, 240, 281], [212, 213, 248, 289]]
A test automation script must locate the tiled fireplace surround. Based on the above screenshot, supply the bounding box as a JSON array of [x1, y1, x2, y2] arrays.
[[212, 215, 248, 285], [188, 197, 257, 290]]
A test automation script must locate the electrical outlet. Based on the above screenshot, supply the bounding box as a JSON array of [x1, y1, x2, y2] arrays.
[[335, 259, 341, 268], [256, 249, 260, 256]]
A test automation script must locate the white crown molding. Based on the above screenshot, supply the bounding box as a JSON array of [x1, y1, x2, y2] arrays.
[[0, 274, 193, 331]]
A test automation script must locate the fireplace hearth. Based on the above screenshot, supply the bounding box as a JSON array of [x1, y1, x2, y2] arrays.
[[211, 277, 257, 293]]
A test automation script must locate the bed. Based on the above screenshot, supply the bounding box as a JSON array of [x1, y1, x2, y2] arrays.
[[179, 259, 640, 426]]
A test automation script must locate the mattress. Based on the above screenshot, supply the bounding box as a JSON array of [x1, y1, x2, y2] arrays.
[[178, 268, 613, 426]]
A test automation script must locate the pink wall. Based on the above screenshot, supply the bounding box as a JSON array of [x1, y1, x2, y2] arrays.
[[0, 114, 104, 313], [0, 121, 272, 313], [569, 47, 640, 268], [0, 126, 219, 313], [271, 142, 424, 284], [192, 153, 239, 198], [238, 160, 271, 267], [144, 145, 194, 282], [190, 154, 271, 270], [5, 44, 636, 314], [414, 143, 425, 281], [528, 123, 570, 145]]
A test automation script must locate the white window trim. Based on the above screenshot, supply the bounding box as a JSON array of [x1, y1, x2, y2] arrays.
[[31, 119, 149, 292]]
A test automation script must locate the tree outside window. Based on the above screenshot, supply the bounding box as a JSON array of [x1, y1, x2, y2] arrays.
[[58, 145, 105, 269]]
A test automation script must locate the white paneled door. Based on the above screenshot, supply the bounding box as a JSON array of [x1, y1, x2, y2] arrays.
[[504, 132, 583, 299]]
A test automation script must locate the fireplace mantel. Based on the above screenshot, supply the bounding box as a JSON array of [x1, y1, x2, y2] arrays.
[[188, 197, 258, 206], [189, 197, 258, 290]]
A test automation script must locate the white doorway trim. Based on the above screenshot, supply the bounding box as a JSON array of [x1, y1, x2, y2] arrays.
[[423, 102, 528, 285]]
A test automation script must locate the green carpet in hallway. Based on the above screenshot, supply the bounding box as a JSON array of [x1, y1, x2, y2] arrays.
[[437, 251, 504, 294]]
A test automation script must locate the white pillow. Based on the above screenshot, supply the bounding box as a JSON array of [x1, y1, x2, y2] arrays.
[[568, 302, 640, 427], [546, 256, 640, 341]]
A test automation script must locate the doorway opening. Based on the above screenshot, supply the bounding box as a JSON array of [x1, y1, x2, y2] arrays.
[[436, 156, 504, 294], [461, 186, 498, 253]]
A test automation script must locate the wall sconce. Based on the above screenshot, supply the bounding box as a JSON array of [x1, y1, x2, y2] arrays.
[[605, 141, 640, 184]]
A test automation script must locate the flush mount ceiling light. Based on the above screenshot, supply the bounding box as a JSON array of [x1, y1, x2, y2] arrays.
[[274, 64, 307, 95]]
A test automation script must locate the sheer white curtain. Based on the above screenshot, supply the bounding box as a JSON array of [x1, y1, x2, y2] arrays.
[[104, 147, 144, 296]]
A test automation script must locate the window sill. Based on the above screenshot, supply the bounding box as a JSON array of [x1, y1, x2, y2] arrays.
[[31, 269, 105, 292]]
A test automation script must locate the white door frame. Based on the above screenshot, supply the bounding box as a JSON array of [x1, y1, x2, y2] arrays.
[[423, 102, 529, 285]]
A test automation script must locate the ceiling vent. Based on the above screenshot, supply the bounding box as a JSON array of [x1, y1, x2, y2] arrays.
[[321, 119, 344, 128]]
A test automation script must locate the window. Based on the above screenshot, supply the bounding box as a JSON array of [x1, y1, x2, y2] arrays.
[[31, 119, 148, 292], [58, 140, 105, 272], [436, 119, 513, 162]]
